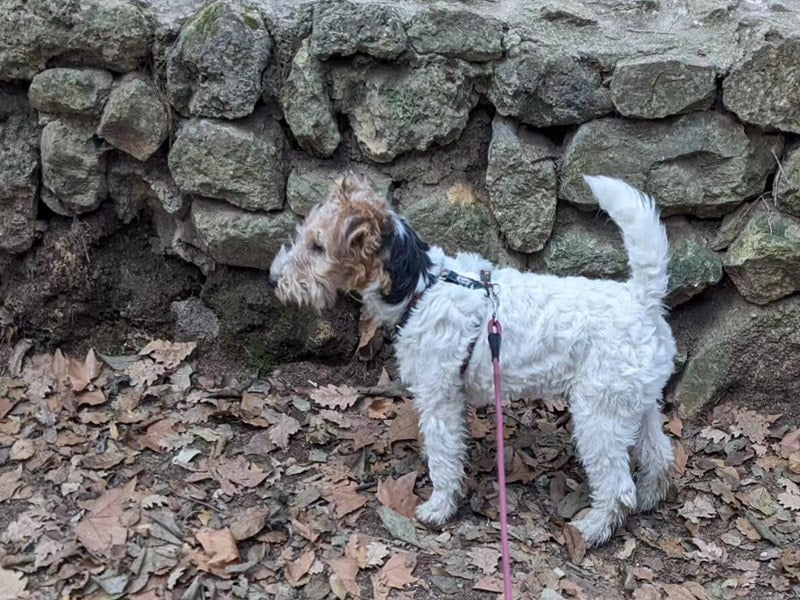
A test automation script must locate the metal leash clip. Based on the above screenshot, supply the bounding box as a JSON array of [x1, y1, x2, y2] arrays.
[[480, 270, 500, 319]]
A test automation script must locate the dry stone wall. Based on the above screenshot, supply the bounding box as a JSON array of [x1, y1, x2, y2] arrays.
[[1, 0, 800, 416]]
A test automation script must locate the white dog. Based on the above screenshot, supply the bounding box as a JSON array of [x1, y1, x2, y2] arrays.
[[269, 174, 676, 546]]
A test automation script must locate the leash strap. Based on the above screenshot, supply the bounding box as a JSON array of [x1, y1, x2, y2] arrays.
[[489, 317, 512, 599]]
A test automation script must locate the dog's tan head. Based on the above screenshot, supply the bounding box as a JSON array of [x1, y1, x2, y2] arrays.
[[269, 174, 394, 312]]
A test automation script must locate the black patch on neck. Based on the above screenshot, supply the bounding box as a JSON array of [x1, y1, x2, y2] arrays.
[[381, 217, 432, 305]]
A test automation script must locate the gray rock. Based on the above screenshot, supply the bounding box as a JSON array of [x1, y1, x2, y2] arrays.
[[0, 0, 155, 80], [486, 116, 558, 253], [723, 36, 800, 133], [403, 181, 505, 263], [610, 55, 717, 119], [542, 209, 627, 280], [561, 112, 783, 217], [287, 165, 391, 217], [332, 56, 480, 162], [711, 201, 755, 252], [543, 210, 722, 306], [311, 1, 407, 60], [168, 111, 284, 212], [98, 75, 170, 161], [171, 297, 220, 341], [28, 68, 113, 117], [0, 86, 39, 253], [722, 208, 800, 304], [166, 0, 272, 119], [406, 6, 504, 62], [40, 119, 106, 216], [487, 41, 614, 127], [108, 153, 186, 223], [190, 198, 297, 270], [673, 285, 800, 418], [282, 38, 340, 157], [665, 218, 723, 307], [776, 144, 800, 216]]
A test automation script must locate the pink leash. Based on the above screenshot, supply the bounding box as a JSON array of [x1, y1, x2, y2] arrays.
[[488, 317, 513, 599]]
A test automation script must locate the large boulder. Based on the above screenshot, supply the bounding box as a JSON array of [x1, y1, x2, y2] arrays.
[[723, 35, 800, 134], [331, 56, 481, 162], [402, 181, 507, 264], [166, 0, 272, 119], [190, 198, 297, 270], [561, 112, 783, 217], [40, 119, 106, 216], [542, 210, 722, 307], [542, 209, 627, 281], [286, 164, 391, 217], [310, 1, 407, 60], [168, 111, 284, 212], [672, 285, 800, 418], [0, 0, 155, 80], [282, 38, 340, 157], [0, 85, 39, 253], [610, 55, 716, 119], [28, 68, 113, 117], [486, 117, 557, 253], [664, 218, 723, 307], [487, 41, 613, 127], [722, 208, 800, 305], [406, 6, 504, 62], [98, 74, 170, 161], [776, 144, 800, 216]]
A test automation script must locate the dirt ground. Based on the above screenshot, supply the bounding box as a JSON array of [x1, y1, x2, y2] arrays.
[[0, 338, 799, 600]]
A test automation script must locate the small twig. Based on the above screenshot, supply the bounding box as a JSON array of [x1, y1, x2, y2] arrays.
[[174, 492, 223, 513], [357, 383, 410, 399]]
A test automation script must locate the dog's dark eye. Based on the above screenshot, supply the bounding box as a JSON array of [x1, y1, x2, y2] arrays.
[[311, 242, 325, 254]]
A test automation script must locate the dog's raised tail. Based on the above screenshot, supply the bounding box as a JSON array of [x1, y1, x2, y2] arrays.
[[584, 175, 670, 315]]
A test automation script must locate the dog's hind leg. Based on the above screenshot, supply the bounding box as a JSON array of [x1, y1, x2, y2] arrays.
[[569, 393, 638, 546], [633, 401, 673, 512], [413, 387, 468, 527]]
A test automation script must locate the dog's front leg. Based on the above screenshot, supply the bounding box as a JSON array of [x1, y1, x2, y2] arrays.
[[413, 388, 467, 527]]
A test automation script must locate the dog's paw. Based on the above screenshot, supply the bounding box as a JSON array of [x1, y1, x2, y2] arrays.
[[571, 512, 614, 547], [415, 492, 457, 528]]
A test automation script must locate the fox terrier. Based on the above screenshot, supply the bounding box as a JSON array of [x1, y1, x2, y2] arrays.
[[269, 174, 676, 546]]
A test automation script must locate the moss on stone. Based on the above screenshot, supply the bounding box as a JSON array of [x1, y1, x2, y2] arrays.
[[192, 2, 224, 36]]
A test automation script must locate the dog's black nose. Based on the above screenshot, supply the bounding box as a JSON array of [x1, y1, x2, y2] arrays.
[[267, 275, 277, 289]]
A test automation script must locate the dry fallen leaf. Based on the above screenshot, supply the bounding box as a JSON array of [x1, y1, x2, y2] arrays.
[[76, 389, 106, 407], [67, 348, 103, 392], [563, 523, 586, 564], [673, 441, 688, 478], [139, 340, 197, 369], [328, 557, 360, 598], [286, 549, 316, 586], [325, 481, 368, 519], [268, 413, 301, 449], [0, 567, 27, 600], [378, 553, 418, 590], [230, 507, 269, 541], [75, 478, 137, 555], [10, 439, 35, 461], [309, 384, 360, 410], [376, 472, 420, 519], [777, 478, 800, 511], [191, 527, 240, 578], [0, 465, 25, 502], [467, 546, 501, 576], [678, 495, 716, 524], [388, 400, 419, 445]]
